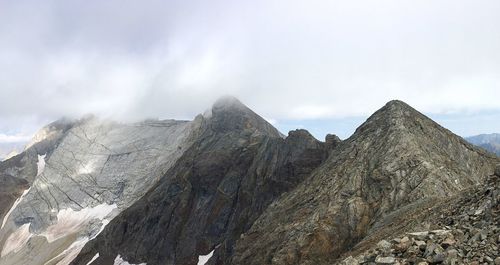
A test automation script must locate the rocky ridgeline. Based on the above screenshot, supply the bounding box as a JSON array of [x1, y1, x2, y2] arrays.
[[342, 167, 500, 265]]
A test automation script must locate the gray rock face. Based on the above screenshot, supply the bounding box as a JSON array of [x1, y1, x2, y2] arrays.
[[0, 174, 29, 227], [230, 100, 498, 264], [71, 99, 329, 265], [0, 116, 197, 265], [341, 173, 500, 264], [325, 134, 342, 149]]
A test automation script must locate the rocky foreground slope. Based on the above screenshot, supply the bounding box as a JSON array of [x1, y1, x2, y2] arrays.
[[340, 169, 499, 264], [0, 98, 498, 265]]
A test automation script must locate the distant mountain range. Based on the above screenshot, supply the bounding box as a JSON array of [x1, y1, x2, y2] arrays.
[[466, 133, 500, 156]]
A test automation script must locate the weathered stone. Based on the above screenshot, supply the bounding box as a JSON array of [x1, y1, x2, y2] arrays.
[[325, 134, 342, 149], [409, 231, 430, 240], [375, 256, 396, 264], [415, 240, 427, 251], [395, 236, 411, 252], [426, 253, 445, 264], [446, 249, 459, 259], [441, 237, 456, 248], [377, 240, 393, 251], [494, 164, 500, 176], [341, 256, 359, 265]]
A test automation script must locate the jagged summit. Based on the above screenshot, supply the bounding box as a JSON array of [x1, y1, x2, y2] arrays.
[[351, 99, 494, 159], [353, 99, 431, 136], [204, 96, 283, 138], [384, 99, 412, 108]]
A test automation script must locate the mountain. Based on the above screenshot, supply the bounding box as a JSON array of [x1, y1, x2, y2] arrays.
[[71, 97, 330, 265], [0, 98, 497, 265], [230, 100, 498, 264], [467, 133, 500, 156], [0, 116, 197, 264]]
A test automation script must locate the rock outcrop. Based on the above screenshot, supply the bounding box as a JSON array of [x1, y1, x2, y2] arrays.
[[0, 116, 197, 265], [0, 174, 29, 228], [340, 173, 499, 264], [231, 100, 498, 264], [71, 97, 329, 265]]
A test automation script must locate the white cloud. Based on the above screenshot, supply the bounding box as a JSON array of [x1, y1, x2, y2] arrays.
[[0, 0, 499, 133], [0, 134, 32, 143]]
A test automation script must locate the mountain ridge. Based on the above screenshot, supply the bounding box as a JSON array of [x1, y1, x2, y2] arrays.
[[230, 99, 498, 264], [0, 97, 497, 265]]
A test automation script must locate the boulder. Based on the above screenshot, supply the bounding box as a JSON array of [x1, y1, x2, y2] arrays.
[[375, 256, 396, 264]]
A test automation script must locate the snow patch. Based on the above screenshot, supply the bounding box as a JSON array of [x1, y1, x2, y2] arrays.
[[86, 253, 100, 265], [1, 223, 32, 257], [1, 188, 31, 229], [37, 154, 46, 176], [45, 216, 112, 265], [39, 237, 89, 265], [41, 203, 117, 243], [113, 255, 146, 265], [197, 249, 215, 265]]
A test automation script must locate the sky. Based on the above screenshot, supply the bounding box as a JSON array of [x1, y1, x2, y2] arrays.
[[1, 0, 500, 156]]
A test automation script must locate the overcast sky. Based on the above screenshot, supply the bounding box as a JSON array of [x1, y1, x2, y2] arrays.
[[1, 0, 500, 154]]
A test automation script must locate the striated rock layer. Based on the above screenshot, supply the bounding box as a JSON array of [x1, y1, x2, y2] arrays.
[[71, 97, 330, 265], [339, 171, 499, 264], [0, 115, 197, 265], [230, 100, 498, 264]]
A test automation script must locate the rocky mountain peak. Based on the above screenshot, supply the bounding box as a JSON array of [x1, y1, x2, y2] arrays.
[[230, 100, 499, 265], [212, 95, 247, 110], [204, 96, 283, 138], [353, 99, 429, 136]]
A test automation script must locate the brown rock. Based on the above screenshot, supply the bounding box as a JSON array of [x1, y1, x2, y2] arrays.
[[395, 236, 411, 253], [441, 237, 456, 248]]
